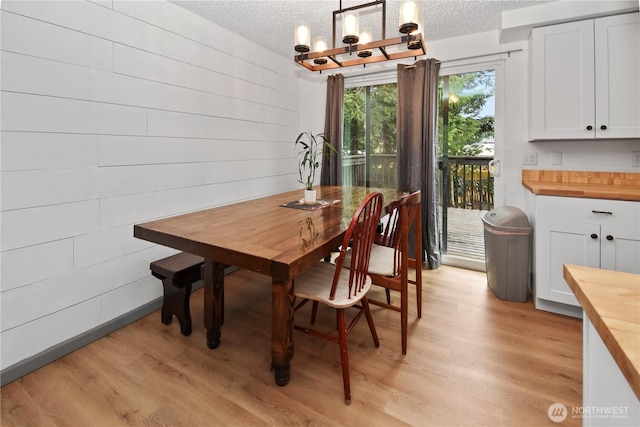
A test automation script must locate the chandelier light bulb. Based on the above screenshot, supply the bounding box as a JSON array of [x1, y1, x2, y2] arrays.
[[314, 37, 327, 52], [295, 21, 310, 52], [399, 1, 419, 34], [313, 36, 328, 64], [342, 12, 360, 44], [357, 28, 373, 58], [360, 29, 371, 44]]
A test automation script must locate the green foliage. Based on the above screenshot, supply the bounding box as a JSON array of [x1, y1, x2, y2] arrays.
[[295, 132, 337, 190], [343, 72, 495, 159], [343, 83, 397, 155], [344, 87, 366, 154], [438, 71, 495, 156]]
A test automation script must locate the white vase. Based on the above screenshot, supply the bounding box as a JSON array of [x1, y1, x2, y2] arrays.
[[304, 189, 317, 205]]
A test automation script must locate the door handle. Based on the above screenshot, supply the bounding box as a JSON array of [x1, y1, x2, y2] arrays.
[[606, 235, 614, 241], [591, 233, 598, 239], [488, 159, 500, 177]]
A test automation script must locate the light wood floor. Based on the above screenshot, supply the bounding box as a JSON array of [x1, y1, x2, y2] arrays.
[[1, 266, 582, 426]]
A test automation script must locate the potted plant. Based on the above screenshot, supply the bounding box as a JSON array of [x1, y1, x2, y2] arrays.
[[295, 131, 337, 204]]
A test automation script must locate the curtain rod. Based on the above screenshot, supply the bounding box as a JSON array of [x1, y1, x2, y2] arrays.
[[436, 48, 523, 64], [343, 49, 523, 80]]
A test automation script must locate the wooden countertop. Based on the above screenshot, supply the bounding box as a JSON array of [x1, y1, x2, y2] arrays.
[[563, 264, 640, 399], [522, 170, 640, 201]]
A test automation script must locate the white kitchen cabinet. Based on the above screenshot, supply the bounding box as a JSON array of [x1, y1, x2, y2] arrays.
[[531, 195, 640, 316], [529, 13, 640, 140]]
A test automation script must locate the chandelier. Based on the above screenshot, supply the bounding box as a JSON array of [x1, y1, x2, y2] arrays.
[[294, 0, 425, 72]]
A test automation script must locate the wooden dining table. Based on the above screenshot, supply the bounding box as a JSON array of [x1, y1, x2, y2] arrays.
[[133, 185, 401, 386]]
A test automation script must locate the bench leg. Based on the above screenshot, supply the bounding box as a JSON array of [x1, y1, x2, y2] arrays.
[[161, 278, 193, 336]]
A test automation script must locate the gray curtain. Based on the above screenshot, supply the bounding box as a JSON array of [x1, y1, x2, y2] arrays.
[[321, 74, 343, 186], [396, 59, 441, 269]]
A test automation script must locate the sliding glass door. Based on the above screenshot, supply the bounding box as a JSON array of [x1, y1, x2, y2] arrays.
[[438, 64, 500, 270]]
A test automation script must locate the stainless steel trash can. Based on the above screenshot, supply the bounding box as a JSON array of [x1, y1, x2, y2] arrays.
[[482, 206, 532, 302]]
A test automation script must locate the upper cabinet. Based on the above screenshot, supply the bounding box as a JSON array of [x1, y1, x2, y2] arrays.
[[529, 13, 640, 140]]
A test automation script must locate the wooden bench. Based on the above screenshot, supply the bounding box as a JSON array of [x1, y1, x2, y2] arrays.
[[150, 252, 204, 336]]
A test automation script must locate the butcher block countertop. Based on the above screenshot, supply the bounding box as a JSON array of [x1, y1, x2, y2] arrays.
[[563, 264, 640, 399], [522, 170, 640, 201]]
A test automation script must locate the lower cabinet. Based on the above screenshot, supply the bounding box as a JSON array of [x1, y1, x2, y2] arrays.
[[529, 195, 640, 317]]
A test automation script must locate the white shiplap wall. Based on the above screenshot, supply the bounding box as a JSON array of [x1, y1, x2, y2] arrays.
[[0, 0, 303, 371]]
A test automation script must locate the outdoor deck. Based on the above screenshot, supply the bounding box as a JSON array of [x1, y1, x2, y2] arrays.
[[442, 207, 488, 262]]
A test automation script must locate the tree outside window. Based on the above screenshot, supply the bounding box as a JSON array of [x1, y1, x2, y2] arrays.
[[342, 72, 495, 190], [344, 83, 398, 188]]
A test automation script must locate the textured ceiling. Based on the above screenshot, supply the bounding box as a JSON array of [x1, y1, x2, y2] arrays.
[[171, 0, 554, 59]]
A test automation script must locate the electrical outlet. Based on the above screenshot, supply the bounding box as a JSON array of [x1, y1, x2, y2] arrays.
[[633, 151, 640, 167], [522, 152, 538, 165]]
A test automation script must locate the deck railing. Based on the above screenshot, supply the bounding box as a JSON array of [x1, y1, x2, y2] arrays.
[[343, 153, 493, 258], [342, 154, 396, 189], [342, 154, 494, 211], [440, 156, 494, 211]]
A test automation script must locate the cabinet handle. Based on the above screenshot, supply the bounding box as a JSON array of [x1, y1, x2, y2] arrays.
[[600, 125, 607, 130], [591, 233, 598, 239], [586, 125, 593, 131], [591, 210, 613, 215], [606, 235, 614, 241]]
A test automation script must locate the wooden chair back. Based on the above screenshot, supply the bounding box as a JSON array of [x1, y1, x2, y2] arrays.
[[378, 190, 422, 276], [331, 192, 384, 301]]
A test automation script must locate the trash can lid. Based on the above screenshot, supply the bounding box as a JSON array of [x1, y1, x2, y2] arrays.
[[482, 206, 531, 232]]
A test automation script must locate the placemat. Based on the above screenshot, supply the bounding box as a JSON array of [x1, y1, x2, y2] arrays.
[[281, 198, 340, 211]]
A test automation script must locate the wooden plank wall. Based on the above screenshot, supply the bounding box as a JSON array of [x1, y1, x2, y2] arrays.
[[0, 0, 304, 372]]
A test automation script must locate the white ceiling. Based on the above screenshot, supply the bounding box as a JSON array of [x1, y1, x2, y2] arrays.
[[171, 0, 555, 59]]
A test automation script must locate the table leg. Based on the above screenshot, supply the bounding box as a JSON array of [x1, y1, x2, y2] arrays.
[[203, 260, 225, 349], [271, 277, 295, 386]]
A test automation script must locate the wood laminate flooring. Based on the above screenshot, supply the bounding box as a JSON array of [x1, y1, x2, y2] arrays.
[[1, 266, 582, 426]]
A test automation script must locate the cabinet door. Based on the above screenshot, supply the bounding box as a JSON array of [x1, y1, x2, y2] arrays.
[[529, 20, 595, 140], [536, 220, 600, 305], [600, 226, 640, 273], [594, 13, 640, 139]]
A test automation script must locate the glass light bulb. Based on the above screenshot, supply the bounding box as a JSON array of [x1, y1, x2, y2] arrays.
[[357, 27, 373, 58], [342, 12, 359, 44], [314, 36, 327, 52], [360, 28, 372, 45], [344, 14, 357, 35], [313, 36, 328, 64], [297, 25, 309, 44], [294, 20, 310, 52], [401, 1, 417, 22], [399, 1, 419, 34]]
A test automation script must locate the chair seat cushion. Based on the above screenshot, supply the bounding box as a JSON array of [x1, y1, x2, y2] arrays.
[[295, 261, 372, 309], [344, 244, 397, 277]]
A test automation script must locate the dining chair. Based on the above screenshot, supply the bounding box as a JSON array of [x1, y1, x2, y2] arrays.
[[366, 190, 423, 355], [293, 192, 384, 405]]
